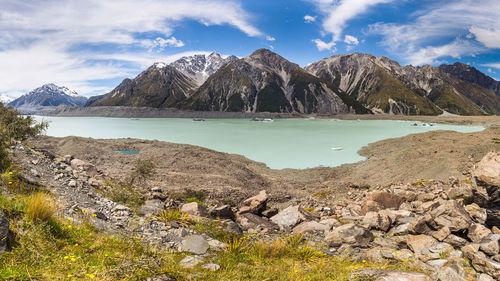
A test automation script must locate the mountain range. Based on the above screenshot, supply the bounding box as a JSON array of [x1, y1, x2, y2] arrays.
[[8, 84, 87, 114], [13, 50, 500, 116]]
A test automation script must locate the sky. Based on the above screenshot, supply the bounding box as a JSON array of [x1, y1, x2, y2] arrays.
[[1, 0, 500, 98]]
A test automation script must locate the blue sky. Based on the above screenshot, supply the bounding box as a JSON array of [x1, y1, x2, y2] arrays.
[[1, 0, 499, 98]]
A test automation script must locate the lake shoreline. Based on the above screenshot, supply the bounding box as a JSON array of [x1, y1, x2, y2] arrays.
[[39, 105, 500, 126]]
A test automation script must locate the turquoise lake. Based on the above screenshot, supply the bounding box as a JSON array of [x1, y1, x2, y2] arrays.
[[34, 116, 484, 169]]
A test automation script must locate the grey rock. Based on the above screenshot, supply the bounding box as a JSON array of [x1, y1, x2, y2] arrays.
[[481, 239, 500, 256], [270, 205, 317, 229], [237, 213, 278, 231], [465, 203, 488, 225], [362, 211, 392, 232], [179, 255, 205, 268], [180, 202, 208, 217], [292, 221, 330, 234], [180, 235, 209, 255], [201, 263, 221, 271], [0, 212, 9, 254], [349, 268, 431, 281], [209, 205, 235, 220], [325, 223, 373, 247], [139, 199, 164, 216]]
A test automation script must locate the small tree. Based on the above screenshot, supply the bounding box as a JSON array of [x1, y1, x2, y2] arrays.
[[128, 159, 156, 184], [0, 103, 47, 171]]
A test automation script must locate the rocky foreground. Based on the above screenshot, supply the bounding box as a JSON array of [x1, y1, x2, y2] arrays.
[[1, 135, 499, 280]]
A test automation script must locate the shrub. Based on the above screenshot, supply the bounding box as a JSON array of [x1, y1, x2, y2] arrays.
[[295, 244, 326, 261], [170, 188, 206, 203], [282, 233, 304, 249], [129, 159, 156, 184], [26, 192, 57, 222], [100, 180, 145, 211], [252, 239, 289, 258], [193, 220, 237, 241], [0, 103, 47, 171]]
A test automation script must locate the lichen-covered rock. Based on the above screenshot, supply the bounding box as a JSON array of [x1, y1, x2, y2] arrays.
[[179, 235, 209, 255], [325, 223, 373, 247]]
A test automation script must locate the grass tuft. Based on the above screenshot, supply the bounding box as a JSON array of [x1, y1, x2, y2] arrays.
[[26, 192, 57, 223], [155, 209, 193, 225]]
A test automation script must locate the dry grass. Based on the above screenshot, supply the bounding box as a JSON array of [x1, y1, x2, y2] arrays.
[[154, 209, 193, 225], [26, 192, 57, 222]]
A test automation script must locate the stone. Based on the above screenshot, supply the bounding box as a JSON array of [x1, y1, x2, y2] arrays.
[[429, 200, 473, 232], [360, 191, 405, 215], [446, 186, 473, 201], [68, 180, 77, 187], [349, 268, 431, 281], [201, 263, 220, 271], [180, 235, 209, 255], [426, 259, 447, 268], [209, 205, 235, 220], [388, 223, 410, 236], [319, 218, 341, 229], [325, 223, 373, 247], [408, 214, 434, 235], [292, 221, 330, 234], [470, 253, 500, 279], [221, 220, 243, 236], [474, 151, 500, 186], [238, 190, 267, 215], [362, 211, 392, 232], [406, 235, 438, 257], [477, 273, 495, 281], [179, 255, 204, 268], [465, 203, 488, 224], [436, 266, 466, 281], [468, 223, 492, 243], [261, 208, 278, 218], [237, 213, 278, 231], [462, 243, 481, 260], [180, 202, 208, 217], [139, 199, 164, 216], [481, 239, 500, 256], [0, 212, 9, 254], [145, 274, 175, 281], [432, 227, 451, 241], [444, 234, 468, 248], [270, 205, 316, 229]]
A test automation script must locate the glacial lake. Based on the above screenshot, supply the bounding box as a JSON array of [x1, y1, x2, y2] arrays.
[[34, 116, 484, 169]]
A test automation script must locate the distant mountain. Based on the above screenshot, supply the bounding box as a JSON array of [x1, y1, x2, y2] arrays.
[[181, 49, 369, 114], [86, 52, 236, 108], [305, 53, 500, 115], [170, 52, 239, 86], [9, 84, 87, 113], [439, 62, 500, 97]]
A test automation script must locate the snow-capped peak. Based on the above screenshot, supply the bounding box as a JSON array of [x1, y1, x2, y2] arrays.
[[153, 62, 167, 69], [169, 52, 238, 85]]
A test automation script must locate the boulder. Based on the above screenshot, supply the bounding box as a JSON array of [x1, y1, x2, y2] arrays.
[[209, 205, 235, 220], [474, 152, 500, 186], [138, 199, 164, 216], [470, 253, 500, 279], [428, 200, 472, 232], [360, 191, 405, 215], [0, 212, 9, 254], [443, 234, 468, 248], [180, 235, 209, 255], [201, 263, 220, 271], [432, 227, 451, 241], [325, 223, 373, 247], [236, 213, 278, 231], [261, 208, 278, 218], [362, 211, 392, 232], [465, 203, 488, 224], [349, 269, 430, 281], [179, 255, 204, 268], [238, 190, 267, 215], [180, 202, 208, 217], [292, 221, 330, 234], [468, 223, 492, 243], [406, 235, 438, 256], [270, 205, 317, 229], [481, 239, 500, 256], [408, 214, 434, 235]]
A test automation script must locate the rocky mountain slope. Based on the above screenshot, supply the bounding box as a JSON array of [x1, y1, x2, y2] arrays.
[[182, 49, 369, 114], [86, 53, 236, 108], [305, 53, 500, 115], [8, 84, 87, 113], [440, 62, 500, 97], [85, 64, 197, 108]]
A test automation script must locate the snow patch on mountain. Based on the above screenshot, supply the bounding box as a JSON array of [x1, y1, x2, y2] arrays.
[[9, 84, 87, 113], [169, 52, 238, 85]]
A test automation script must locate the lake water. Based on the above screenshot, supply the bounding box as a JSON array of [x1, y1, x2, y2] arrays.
[[34, 116, 484, 169]]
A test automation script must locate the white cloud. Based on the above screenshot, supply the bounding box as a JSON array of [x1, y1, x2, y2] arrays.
[[312, 39, 336, 51], [469, 27, 500, 48], [266, 36, 276, 41], [304, 15, 316, 23], [407, 39, 484, 65], [0, 0, 261, 95], [368, 0, 500, 65], [344, 35, 359, 45], [308, 0, 394, 41], [482, 63, 500, 70]]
